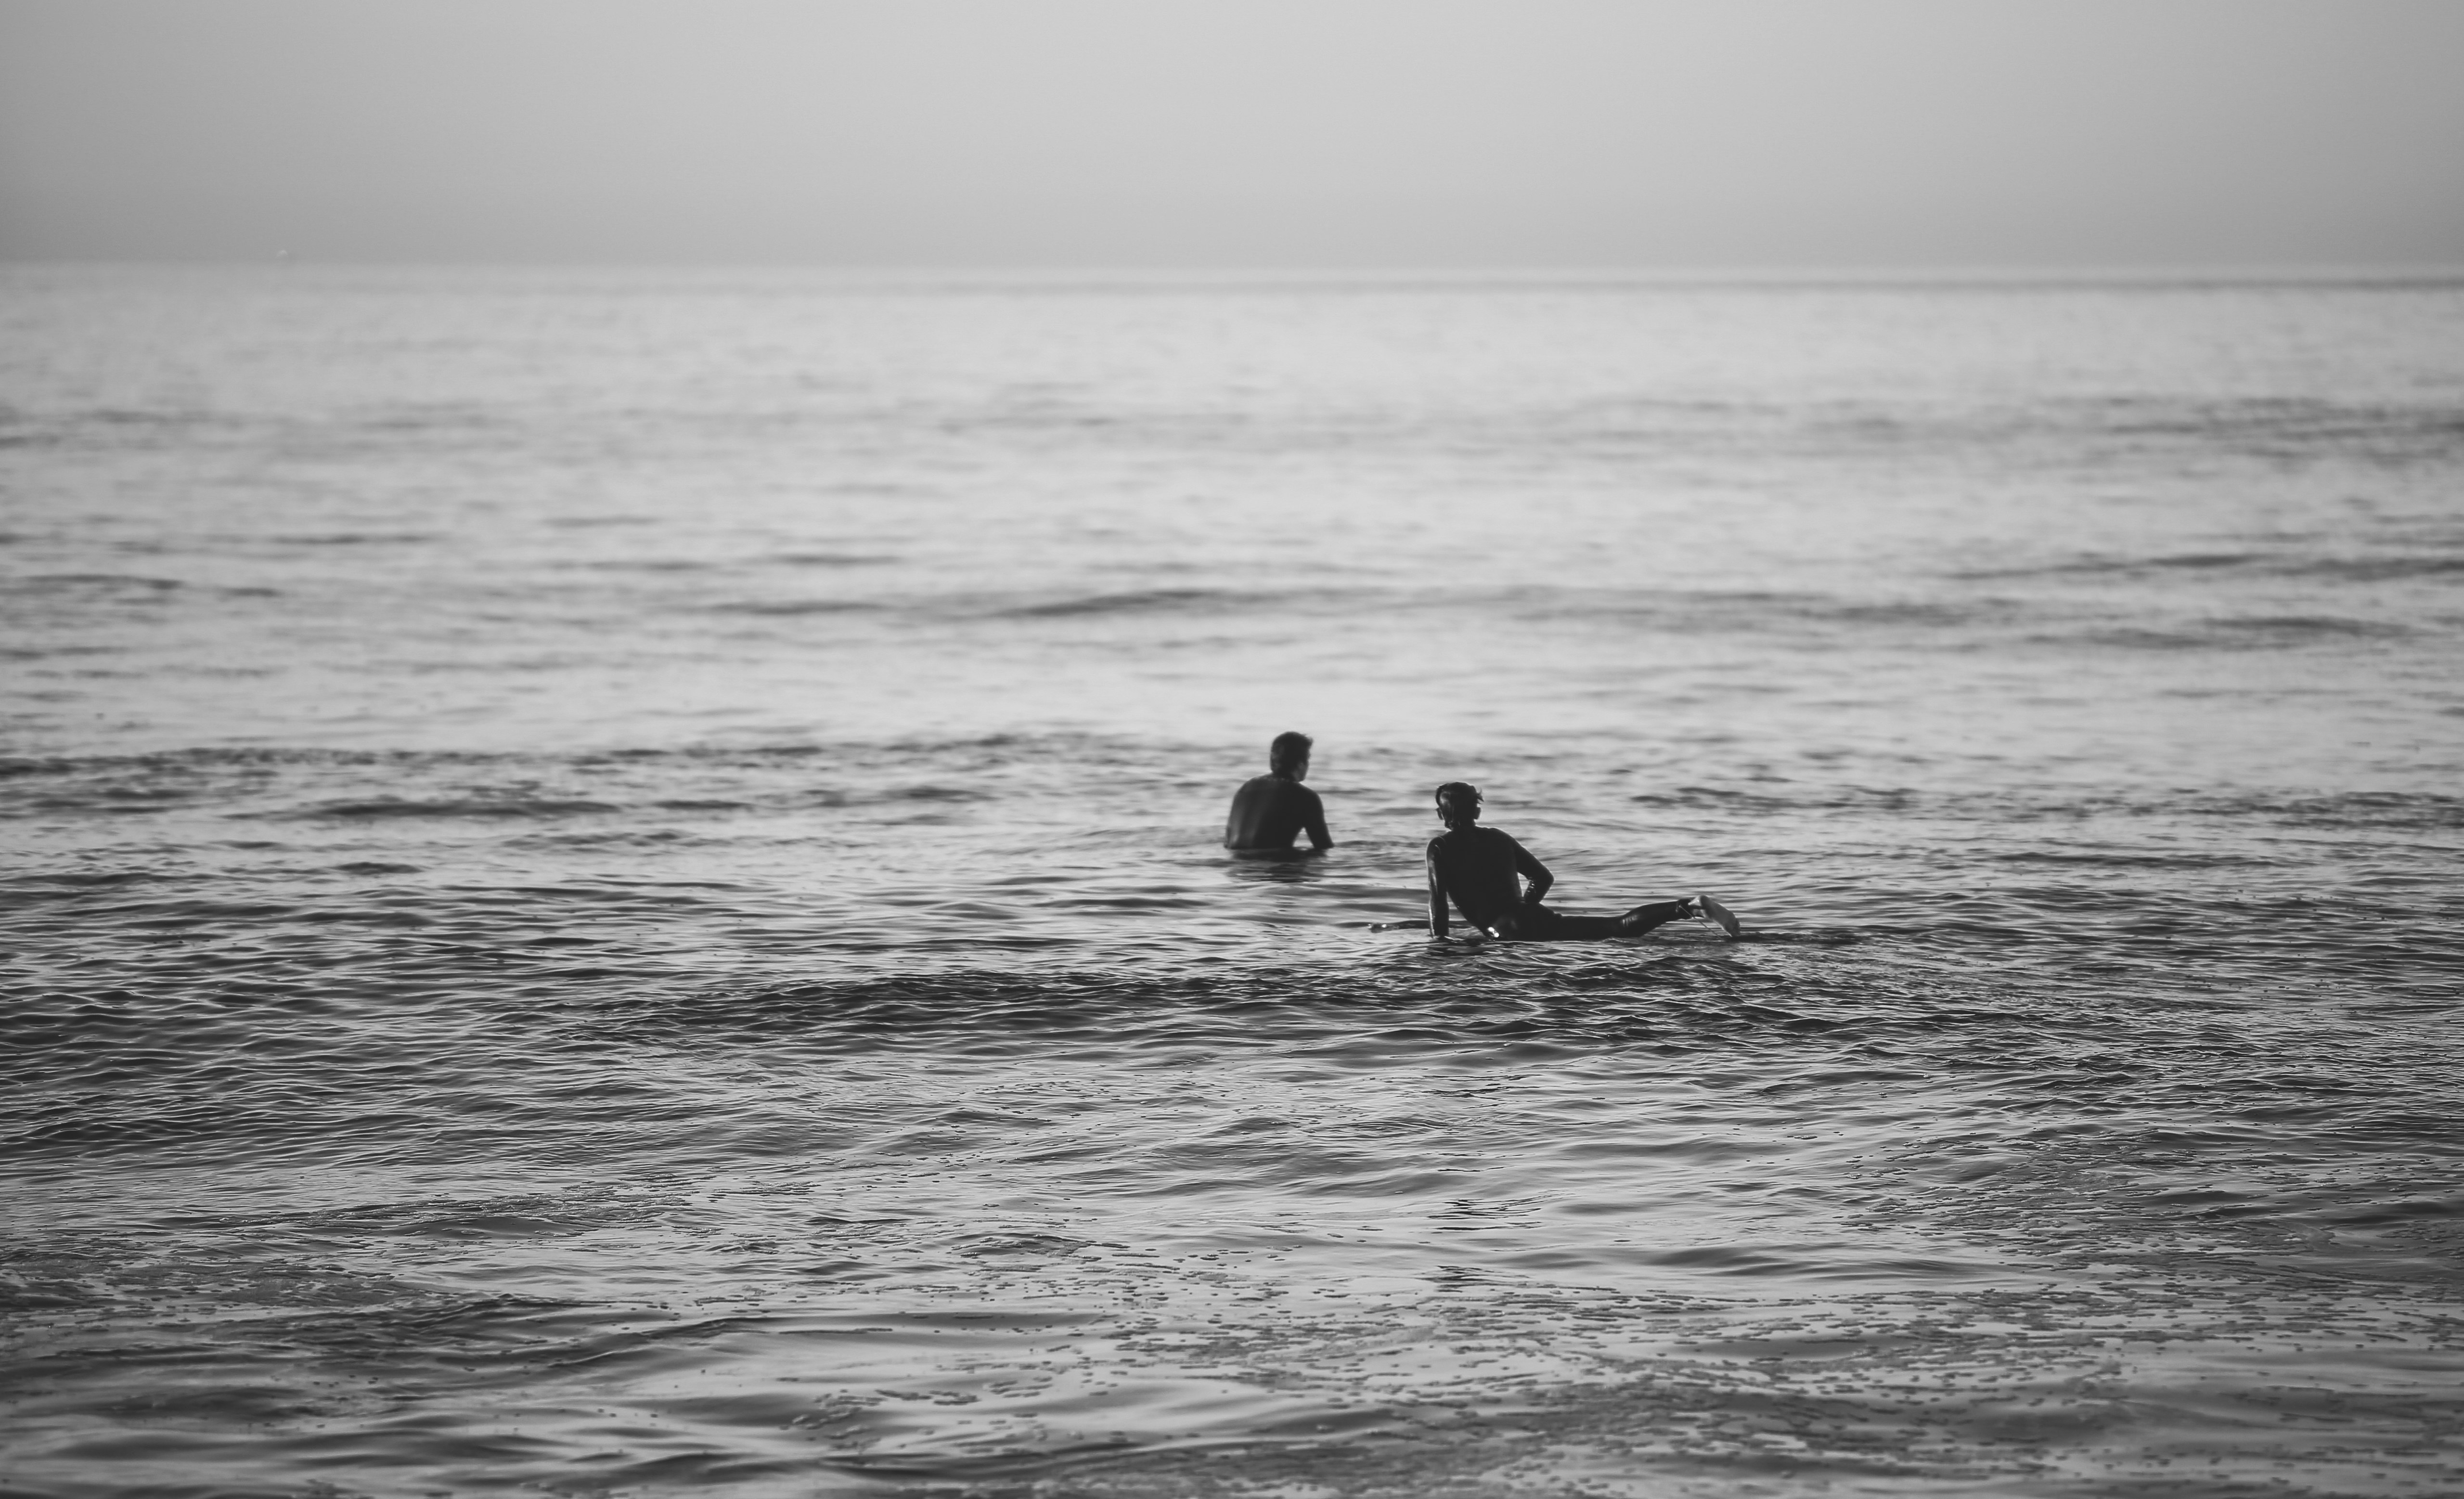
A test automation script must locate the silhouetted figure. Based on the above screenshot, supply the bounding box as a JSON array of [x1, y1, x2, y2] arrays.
[[1424, 781, 1740, 940], [1224, 731, 1333, 853]]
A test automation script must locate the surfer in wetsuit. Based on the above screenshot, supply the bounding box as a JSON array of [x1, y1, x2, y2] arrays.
[[1224, 731, 1334, 853], [1425, 781, 1740, 940]]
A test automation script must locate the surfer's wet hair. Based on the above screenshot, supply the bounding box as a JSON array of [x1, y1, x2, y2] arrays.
[[1269, 731, 1313, 770], [1434, 781, 1481, 810]]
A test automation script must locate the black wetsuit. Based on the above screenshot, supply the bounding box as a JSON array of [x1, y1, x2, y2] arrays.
[[1224, 774, 1331, 852], [1427, 825, 1690, 940], [1427, 826, 1545, 933]]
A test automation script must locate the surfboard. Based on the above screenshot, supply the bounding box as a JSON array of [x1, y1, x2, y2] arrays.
[[1373, 900, 1744, 940]]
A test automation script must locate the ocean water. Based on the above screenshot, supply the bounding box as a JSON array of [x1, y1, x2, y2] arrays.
[[3, 266, 2461, 1498]]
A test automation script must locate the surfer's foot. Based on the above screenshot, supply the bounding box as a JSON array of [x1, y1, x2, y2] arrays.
[[1696, 894, 1743, 938]]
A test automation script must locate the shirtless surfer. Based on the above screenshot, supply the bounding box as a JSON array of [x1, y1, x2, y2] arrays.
[[1424, 781, 1741, 940], [1224, 732, 1333, 853]]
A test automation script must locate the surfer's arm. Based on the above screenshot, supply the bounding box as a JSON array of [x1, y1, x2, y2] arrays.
[[1221, 781, 1252, 849], [1302, 789, 1333, 851], [1509, 839, 1553, 906], [1426, 846, 1450, 937]]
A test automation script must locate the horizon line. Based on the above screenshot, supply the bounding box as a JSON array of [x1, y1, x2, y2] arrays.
[[6, 258, 2464, 290]]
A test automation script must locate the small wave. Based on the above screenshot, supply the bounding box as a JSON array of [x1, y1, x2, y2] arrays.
[[1625, 785, 1922, 816], [353, 404, 514, 435], [84, 407, 211, 428], [504, 828, 702, 849], [2190, 789, 2464, 831], [0, 737, 1165, 794], [1989, 849, 2241, 869], [2062, 626, 2213, 650], [1953, 551, 2263, 582], [1821, 600, 1995, 627], [999, 587, 1266, 619], [2210, 614, 2412, 640], [1521, 587, 2024, 635], [2287, 556, 2464, 583], [10, 869, 155, 889], [711, 598, 884, 616], [543, 514, 658, 530], [271, 532, 439, 547], [1960, 551, 2464, 589], [287, 797, 621, 821], [573, 557, 711, 573], [0, 747, 475, 779], [2141, 551, 2263, 571], [2055, 615, 2411, 649], [16, 572, 184, 594], [775, 552, 898, 569], [956, 1232, 1090, 1260]]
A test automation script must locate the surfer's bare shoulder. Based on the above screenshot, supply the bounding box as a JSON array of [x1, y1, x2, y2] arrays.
[[1223, 733, 1332, 852]]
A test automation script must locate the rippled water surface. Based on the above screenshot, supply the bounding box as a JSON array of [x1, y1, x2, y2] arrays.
[[4, 268, 2462, 1497]]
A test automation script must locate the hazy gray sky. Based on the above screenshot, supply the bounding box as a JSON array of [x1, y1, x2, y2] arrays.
[[3, 0, 2459, 266]]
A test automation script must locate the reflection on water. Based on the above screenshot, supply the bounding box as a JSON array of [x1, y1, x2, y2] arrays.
[[3, 269, 2461, 1496]]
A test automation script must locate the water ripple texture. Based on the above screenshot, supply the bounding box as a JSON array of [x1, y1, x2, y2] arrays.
[[4, 269, 2462, 1498]]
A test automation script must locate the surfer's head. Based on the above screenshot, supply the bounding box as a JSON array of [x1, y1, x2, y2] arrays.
[[1434, 781, 1481, 828], [1270, 731, 1313, 778]]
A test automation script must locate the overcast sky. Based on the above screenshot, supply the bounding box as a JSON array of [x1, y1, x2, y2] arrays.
[[2, 0, 2459, 267]]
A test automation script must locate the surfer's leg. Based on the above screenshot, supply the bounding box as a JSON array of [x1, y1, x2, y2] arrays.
[[1516, 905, 1671, 940], [1501, 904, 1722, 942], [1613, 898, 1699, 936], [1514, 902, 1716, 940], [1497, 905, 1583, 940], [1526, 908, 1618, 939]]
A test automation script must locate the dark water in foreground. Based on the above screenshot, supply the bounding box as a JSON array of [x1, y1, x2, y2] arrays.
[[4, 270, 2462, 1496]]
